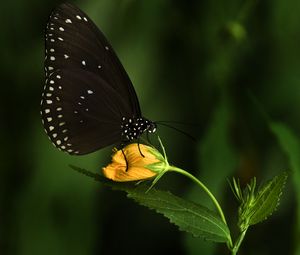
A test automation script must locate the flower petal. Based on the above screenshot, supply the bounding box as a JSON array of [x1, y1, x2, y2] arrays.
[[102, 144, 162, 182]]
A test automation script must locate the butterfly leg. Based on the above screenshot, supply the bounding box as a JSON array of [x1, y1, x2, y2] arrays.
[[121, 149, 129, 171], [137, 140, 145, 157]]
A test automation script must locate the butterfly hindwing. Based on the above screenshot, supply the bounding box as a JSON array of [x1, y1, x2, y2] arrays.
[[41, 68, 133, 154]]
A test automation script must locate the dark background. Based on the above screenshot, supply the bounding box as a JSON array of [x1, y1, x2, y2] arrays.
[[1, 0, 300, 254]]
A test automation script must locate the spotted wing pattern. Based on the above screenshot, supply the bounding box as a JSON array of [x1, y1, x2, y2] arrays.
[[41, 3, 142, 155]]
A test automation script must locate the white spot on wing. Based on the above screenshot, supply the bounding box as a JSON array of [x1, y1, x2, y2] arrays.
[[87, 90, 93, 94], [65, 19, 72, 23]]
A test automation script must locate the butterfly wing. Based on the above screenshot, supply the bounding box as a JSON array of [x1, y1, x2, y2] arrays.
[[41, 68, 131, 154], [44, 3, 141, 116], [41, 3, 142, 154]]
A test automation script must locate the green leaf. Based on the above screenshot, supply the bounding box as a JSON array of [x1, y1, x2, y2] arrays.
[[269, 122, 300, 210], [70, 165, 231, 243], [269, 122, 300, 254], [248, 171, 288, 225], [126, 185, 231, 243]]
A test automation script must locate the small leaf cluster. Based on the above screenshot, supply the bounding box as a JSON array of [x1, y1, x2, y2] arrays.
[[231, 171, 288, 232]]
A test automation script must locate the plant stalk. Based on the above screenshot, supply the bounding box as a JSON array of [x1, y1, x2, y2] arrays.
[[231, 228, 248, 255], [168, 165, 233, 248]]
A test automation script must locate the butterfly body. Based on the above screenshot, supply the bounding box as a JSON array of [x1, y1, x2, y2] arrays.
[[41, 3, 156, 155]]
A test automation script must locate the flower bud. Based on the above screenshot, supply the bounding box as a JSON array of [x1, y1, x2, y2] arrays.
[[102, 143, 168, 182]]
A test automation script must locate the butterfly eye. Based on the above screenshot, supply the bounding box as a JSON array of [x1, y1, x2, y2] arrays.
[[41, 3, 156, 155]]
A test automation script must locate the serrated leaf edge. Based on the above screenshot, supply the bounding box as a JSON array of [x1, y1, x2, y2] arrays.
[[127, 190, 230, 242], [248, 171, 288, 225]]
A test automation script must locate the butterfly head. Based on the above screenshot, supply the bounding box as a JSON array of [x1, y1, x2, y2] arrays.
[[146, 120, 157, 134]]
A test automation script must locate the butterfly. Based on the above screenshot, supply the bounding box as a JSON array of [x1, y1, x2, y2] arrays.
[[40, 3, 156, 155]]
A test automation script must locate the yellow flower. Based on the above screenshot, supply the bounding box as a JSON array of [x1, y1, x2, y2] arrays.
[[102, 143, 167, 182]]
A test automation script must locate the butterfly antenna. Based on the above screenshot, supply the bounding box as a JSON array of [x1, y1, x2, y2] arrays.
[[156, 120, 200, 127], [156, 122, 196, 141]]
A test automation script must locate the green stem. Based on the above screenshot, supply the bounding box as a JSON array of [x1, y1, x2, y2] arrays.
[[231, 228, 248, 255], [156, 136, 233, 248], [168, 165, 233, 248]]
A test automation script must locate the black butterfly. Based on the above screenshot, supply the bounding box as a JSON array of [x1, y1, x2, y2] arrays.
[[41, 3, 156, 155]]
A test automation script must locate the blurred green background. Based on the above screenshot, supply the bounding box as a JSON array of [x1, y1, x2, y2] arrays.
[[1, 0, 300, 254]]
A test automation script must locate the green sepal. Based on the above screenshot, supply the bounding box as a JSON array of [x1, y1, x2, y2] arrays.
[[146, 146, 166, 162], [145, 161, 168, 173]]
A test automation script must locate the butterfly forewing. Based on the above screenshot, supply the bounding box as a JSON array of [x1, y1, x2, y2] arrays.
[[44, 3, 141, 116], [42, 3, 144, 155]]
